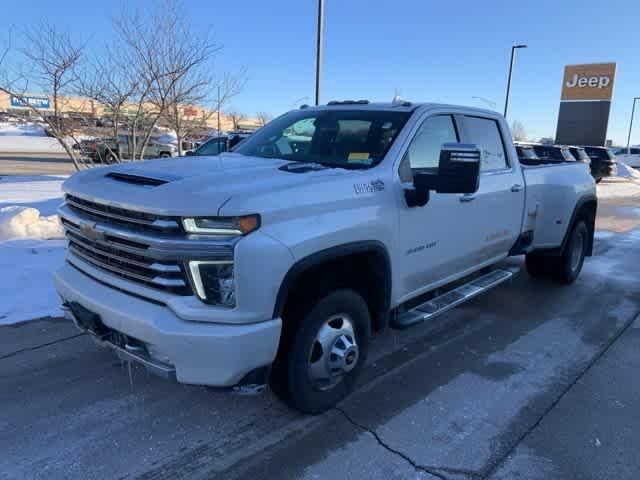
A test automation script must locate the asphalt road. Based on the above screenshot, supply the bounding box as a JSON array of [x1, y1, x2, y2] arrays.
[[0, 153, 76, 176], [2, 193, 640, 480]]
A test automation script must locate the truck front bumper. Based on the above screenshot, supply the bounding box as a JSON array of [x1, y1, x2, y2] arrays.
[[54, 263, 282, 387]]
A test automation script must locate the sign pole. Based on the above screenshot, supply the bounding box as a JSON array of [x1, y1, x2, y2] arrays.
[[626, 97, 639, 154]]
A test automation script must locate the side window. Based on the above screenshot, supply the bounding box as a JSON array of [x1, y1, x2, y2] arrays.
[[401, 115, 458, 180], [464, 117, 509, 171]]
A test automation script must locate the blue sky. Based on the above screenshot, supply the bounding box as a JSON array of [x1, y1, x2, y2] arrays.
[[4, 0, 640, 145]]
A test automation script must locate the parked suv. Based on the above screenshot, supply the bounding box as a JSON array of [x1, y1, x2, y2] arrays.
[[584, 146, 617, 182], [530, 144, 576, 163]]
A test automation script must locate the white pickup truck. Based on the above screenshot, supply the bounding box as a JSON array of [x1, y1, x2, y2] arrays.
[[54, 101, 596, 413]]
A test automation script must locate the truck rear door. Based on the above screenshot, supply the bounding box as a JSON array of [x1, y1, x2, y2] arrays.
[[458, 115, 525, 263]]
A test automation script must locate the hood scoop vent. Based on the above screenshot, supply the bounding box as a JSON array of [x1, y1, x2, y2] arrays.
[[106, 171, 181, 187]]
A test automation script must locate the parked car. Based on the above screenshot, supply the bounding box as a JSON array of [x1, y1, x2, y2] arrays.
[[186, 136, 228, 156], [568, 146, 606, 183], [55, 101, 596, 413], [514, 144, 543, 165], [583, 146, 617, 183], [185, 132, 252, 156], [88, 135, 178, 163], [529, 144, 577, 163], [615, 147, 640, 168]]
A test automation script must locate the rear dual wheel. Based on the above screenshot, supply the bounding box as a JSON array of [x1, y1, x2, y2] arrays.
[[525, 220, 588, 284]]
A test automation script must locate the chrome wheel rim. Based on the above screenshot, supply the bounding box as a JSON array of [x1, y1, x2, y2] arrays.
[[308, 314, 359, 391], [570, 231, 585, 272]]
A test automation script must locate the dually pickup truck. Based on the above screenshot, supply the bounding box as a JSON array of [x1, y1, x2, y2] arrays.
[[54, 101, 596, 413]]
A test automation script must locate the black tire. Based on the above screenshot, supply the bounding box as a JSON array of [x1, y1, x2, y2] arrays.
[[551, 220, 588, 284], [159, 152, 171, 158], [105, 153, 118, 164], [270, 289, 371, 414], [525, 252, 548, 278]]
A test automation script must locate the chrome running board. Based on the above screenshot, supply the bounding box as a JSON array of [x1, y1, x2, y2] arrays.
[[391, 267, 519, 330]]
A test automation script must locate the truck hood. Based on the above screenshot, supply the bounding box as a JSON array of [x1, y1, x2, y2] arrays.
[[62, 153, 357, 216]]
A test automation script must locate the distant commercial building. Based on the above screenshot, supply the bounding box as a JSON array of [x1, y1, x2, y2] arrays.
[[0, 92, 260, 131]]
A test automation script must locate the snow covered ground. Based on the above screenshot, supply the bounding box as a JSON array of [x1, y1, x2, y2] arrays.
[[0, 121, 66, 154], [0, 175, 66, 324]]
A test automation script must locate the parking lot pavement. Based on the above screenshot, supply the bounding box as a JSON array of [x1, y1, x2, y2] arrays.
[[0, 154, 76, 176], [2, 196, 640, 480]]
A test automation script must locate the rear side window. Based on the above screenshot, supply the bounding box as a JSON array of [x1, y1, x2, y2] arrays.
[[463, 117, 509, 171]]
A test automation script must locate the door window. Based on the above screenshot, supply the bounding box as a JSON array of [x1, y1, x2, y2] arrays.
[[400, 115, 458, 181], [464, 117, 509, 171]]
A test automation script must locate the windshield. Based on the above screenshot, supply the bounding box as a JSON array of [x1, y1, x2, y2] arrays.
[[233, 109, 411, 168]]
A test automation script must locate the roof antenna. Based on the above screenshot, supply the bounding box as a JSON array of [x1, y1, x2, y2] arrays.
[[392, 95, 412, 107]]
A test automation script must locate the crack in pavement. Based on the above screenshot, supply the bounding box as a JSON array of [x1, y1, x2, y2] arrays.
[[480, 310, 640, 479], [334, 406, 482, 480], [0, 333, 86, 361]]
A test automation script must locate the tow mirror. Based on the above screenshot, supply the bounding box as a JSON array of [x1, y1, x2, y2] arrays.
[[405, 143, 481, 207]]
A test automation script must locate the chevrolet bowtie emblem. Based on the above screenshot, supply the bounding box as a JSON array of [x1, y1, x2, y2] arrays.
[[80, 221, 103, 242]]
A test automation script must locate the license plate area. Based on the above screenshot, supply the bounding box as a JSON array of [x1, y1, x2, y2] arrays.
[[68, 301, 110, 336]]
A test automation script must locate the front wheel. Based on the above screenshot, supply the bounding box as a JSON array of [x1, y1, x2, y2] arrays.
[[271, 289, 371, 414]]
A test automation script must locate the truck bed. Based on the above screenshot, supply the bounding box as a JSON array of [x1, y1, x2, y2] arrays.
[[521, 162, 595, 250]]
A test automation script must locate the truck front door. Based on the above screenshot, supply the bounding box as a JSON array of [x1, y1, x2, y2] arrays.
[[396, 113, 483, 300]]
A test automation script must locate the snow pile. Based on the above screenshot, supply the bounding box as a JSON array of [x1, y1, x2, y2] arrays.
[[0, 121, 67, 153], [0, 206, 63, 241], [0, 239, 65, 324], [615, 162, 640, 180], [0, 121, 47, 136]]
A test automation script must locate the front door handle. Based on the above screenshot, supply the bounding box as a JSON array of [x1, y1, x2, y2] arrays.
[[511, 184, 524, 192], [459, 194, 476, 202]]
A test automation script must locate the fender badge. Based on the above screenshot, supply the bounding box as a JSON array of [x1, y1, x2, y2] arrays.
[[354, 179, 385, 194]]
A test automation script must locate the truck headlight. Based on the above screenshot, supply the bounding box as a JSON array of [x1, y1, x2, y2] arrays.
[[187, 261, 235, 307], [182, 215, 260, 236]]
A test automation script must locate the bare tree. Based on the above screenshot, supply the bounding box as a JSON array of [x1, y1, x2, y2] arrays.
[[0, 24, 85, 170], [227, 111, 246, 131], [510, 120, 527, 142], [256, 111, 272, 127]]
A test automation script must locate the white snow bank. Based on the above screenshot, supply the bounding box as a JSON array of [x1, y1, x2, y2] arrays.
[[0, 175, 66, 240], [0, 121, 47, 136], [0, 135, 67, 153], [0, 239, 65, 324], [0, 206, 63, 241], [615, 162, 640, 180]]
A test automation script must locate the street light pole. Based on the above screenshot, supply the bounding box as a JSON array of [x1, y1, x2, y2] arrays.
[[626, 97, 640, 154], [504, 44, 527, 118], [314, 0, 324, 105]]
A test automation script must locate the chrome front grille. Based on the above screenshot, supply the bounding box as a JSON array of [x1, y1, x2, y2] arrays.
[[59, 195, 237, 297], [65, 194, 181, 232], [61, 215, 192, 295]]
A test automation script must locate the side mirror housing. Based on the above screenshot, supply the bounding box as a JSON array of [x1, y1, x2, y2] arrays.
[[405, 143, 481, 207], [185, 150, 195, 156]]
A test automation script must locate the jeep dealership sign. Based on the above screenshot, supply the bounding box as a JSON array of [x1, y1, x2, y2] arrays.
[[556, 63, 617, 146]]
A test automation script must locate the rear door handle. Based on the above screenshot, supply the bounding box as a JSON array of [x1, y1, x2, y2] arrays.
[[511, 184, 524, 192], [459, 194, 476, 202]]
